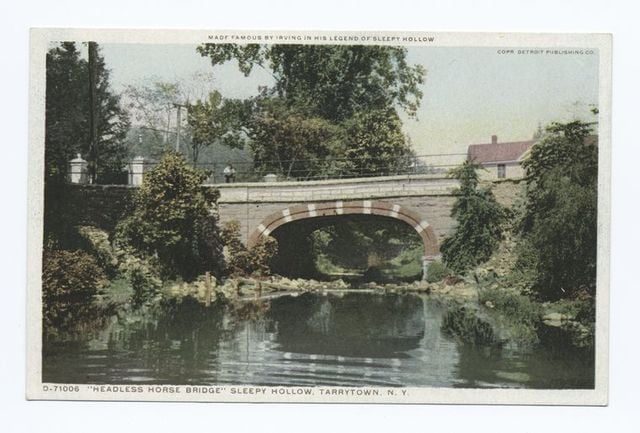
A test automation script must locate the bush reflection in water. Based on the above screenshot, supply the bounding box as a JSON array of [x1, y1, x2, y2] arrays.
[[43, 292, 594, 388]]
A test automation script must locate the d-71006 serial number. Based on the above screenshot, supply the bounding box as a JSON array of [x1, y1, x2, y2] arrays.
[[42, 385, 80, 392]]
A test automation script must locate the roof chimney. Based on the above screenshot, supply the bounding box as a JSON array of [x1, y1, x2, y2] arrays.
[[491, 135, 498, 145]]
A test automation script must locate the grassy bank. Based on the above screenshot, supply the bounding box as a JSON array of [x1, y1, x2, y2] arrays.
[[436, 235, 595, 350]]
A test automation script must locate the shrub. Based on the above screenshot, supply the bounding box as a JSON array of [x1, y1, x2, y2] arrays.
[[441, 161, 505, 273], [221, 220, 278, 277], [478, 288, 543, 346], [76, 225, 119, 276], [479, 288, 543, 328], [441, 306, 496, 345], [251, 236, 279, 277], [426, 260, 451, 283], [42, 249, 106, 331], [105, 239, 164, 308], [115, 151, 225, 281], [518, 120, 598, 300]]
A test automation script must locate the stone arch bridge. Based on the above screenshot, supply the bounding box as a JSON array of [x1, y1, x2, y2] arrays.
[[62, 174, 519, 279], [214, 174, 461, 277]]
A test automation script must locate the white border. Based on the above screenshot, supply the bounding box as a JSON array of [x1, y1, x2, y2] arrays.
[[26, 28, 611, 406], [6, 1, 640, 432]]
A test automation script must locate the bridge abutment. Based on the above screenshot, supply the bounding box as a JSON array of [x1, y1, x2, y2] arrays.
[[422, 255, 437, 281]]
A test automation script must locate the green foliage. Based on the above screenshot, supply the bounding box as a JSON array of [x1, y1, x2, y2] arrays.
[[547, 296, 595, 348], [115, 151, 225, 280], [479, 288, 543, 330], [196, 44, 425, 121], [247, 98, 342, 179], [457, 287, 542, 346], [123, 73, 235, 163], [45, 42, 129, 184], [426, 260, 451, 283], [441, 306, 496, 346], [441, 161, 505, 273], [310, 216, 422, 273], [251, 236, 279, 276], [518, 120, 598, 300], [76, 225, 119, 276], [113, 244, 163, 307], [221, 221, 279, 277], [221, 220, 252, 275], [192, 44, 425, 179], [340, 108, 415, 176], [187, 91, 252, 163], [42, 250, 106, 331], [385, 245, 424, 279]]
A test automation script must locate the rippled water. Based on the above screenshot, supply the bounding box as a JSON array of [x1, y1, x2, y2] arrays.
[[42, 292, 594, 388]]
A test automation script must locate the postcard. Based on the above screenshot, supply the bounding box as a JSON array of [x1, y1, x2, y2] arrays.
[[27, 28, 611, 404]]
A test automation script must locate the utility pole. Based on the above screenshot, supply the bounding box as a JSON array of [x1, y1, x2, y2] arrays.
[[165, 108, 171, 145], [173, 103, 188, 153], [88, 41, 99, 183]]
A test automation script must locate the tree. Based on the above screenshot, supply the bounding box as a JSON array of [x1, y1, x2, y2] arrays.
[[45, 42, 88, 183], [123, 80, 183, 158], [187, 91, 251, 164], [192, 44, 425, 179], [115, 151, 225, 280], [45, 42, 130, 184], [247, 97, 341, 179], [441, 161, 505, 273], [517, 120, 598, 299], [196, 44, 425, 122], [123, 74, 215, 158], [123, 78, 253, 172], [340, 108, 415, 176]]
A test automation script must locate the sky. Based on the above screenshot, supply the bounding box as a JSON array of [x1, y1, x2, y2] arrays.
[[99, 43, 599, 164]]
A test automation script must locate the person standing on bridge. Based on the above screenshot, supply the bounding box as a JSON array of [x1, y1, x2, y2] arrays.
[[223, 163, 236, 183]]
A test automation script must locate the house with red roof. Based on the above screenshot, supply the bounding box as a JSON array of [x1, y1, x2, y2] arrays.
[[467, 135, 535, 180]]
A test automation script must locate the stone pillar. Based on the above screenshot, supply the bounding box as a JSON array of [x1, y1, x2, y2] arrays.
[[69, 153, 88, 184], [422, 255, 436, 281], [129, 156, 146, 186]]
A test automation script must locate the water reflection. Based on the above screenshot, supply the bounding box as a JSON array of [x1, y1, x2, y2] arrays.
[[269, 293, 425, 357], [42, 292, 594, 388]]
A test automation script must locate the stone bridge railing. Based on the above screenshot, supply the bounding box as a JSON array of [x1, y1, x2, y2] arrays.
[[211, 174, 460, 204]]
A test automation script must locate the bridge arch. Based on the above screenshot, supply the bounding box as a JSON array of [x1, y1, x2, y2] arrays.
[[247, 200, 440, 276]]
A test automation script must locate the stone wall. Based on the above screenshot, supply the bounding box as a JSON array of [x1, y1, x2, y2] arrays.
[[46, 184, 136, 232], [489, 179, 526, 209]]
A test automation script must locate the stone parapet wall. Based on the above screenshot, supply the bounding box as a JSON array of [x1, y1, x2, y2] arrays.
[[213, 174, 459, 204], [46, 184, 136, 232]]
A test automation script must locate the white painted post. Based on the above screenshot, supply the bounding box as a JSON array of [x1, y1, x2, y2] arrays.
[[129, 156, 146, 186], [69, 153, 88, 184]]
